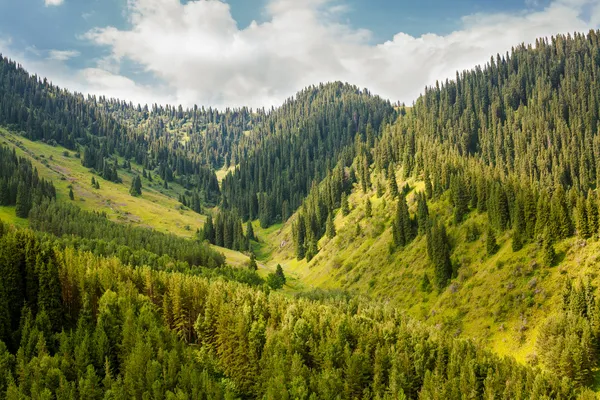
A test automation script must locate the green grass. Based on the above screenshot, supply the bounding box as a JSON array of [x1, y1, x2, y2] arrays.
[[0, 129, 252, 267], [0, 206, 29, 228], [256, 168, 600, 367]]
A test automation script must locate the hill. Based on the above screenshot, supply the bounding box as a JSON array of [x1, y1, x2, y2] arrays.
[[1, 30, 600, 398]]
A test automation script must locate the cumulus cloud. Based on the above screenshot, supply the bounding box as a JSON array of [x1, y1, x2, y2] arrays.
[[8, 0, 600, 108], [45, 0, 64, 6], [47, 50, 80, 61]]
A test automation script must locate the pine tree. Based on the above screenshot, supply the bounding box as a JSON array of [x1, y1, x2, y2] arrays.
[[15, 182, 31, 218], [326, 212, 336, 239], [388, 164, 399, 198], [486, 226, 499, 256], [416, 192, 429, 235], [248, 253, 258, 271], [69, 187, 74, 200], [424, 174, 433, 200], [542, 228, 556, 267], [341, 193, 350, 216], [129, 176, 142, 197], [576, 195, 590, 239], [587, 190, 598, 235], [365, 198, 372, 218], [427, 219, 452, 288], [451, 174, 469, 224], [295, 214, 306, 260], [246, 220, 255, 242], [204, 215, 215, 243]]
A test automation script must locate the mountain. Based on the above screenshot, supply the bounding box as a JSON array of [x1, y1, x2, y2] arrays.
[[1, 31, 600, 398]]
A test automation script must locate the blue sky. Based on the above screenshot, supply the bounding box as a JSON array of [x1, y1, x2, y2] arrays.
[[0, 0, 595, 108]]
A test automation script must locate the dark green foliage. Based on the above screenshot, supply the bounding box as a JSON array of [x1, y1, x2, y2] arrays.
[[392, 196, 414, 248], [266, 264, 286, 290], [247, 252, 258, 271], [465, 222, 480, 242], [68, 187, 74, 201], [576, 195, 590, 239], [388, 163, 399, 198], [364, 198, 372, 218], [542, 229, 556, 267], [416, 191, 429, 235], [0, 237, 574, 398], [538, 279, 599, 387], [129, 175, 142, 197], [341, 192, 349, 216], [245, 220, 255, 242], [450, 173, 469, 223], [28, 199, 225, 268], [427, 219, 452, 288], [326, 212, 336, 239], [486, 227, 499, 256], [202, 210, 248, 252], [420, 273, 431, 293], [0, 145, 55, 218], [220, 83, 394, 226]]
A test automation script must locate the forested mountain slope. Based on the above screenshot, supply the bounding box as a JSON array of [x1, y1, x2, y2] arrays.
[[248, 30, 600, 390], [1, 29, 600, 398]]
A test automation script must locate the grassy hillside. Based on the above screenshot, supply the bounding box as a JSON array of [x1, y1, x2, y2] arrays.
[[254, 167, 600, 369], [0, 128, 255, 267]]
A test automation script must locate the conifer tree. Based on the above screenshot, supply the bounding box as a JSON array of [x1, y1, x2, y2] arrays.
[[246, 220, 255, 242], [15, 182, 31, 218], [587, 190, 598, 235], [416, 192, 429, 235], [486, 226, 499, 256], [69, 187, 74, 201], [388, 164, 399, 198], [542, 228, 556, 267], [204, 215, 215, 243], [341, 193, 350, 216], [129, 176, 142, 197], [295, 215, 306, 260], [365, 198, 372, 218], [451, 174, 469, 224], [576, 196, 590, 239], [248, 253, 258, 271], [326, 212, 336, 239], [427, 219, 452, 288]]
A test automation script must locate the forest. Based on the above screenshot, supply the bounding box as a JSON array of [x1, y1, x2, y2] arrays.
[[1, 30, 600, 398]]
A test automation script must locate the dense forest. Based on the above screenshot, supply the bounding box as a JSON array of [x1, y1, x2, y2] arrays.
[[0, 224, 588, 399], [2, 30, 600, 398]]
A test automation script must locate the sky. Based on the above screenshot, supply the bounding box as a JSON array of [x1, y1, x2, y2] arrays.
[[0, 0, 599, 109]]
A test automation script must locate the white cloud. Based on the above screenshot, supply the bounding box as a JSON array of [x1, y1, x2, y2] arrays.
[[9, 0, 600, 108], [45, 0, 64, 6], [47, 50, 80, 61]]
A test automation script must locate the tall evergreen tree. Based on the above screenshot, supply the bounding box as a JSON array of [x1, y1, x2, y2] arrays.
[[129, 176, 142, 197]]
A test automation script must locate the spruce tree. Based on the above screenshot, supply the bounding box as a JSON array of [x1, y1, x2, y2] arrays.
[[295, 215, 306, 260], [587, 190, 599, 235], [427, 219, 452, 288], [129, 176, 142, 197], [248, 253, 258, 271], [576, 196, 590, 239], [341, 193, 350, 216], [246, 221, 255, 242], [326, 212, 336, 239], [15, 183, 31, 218], [69, 187, 74, 201], [486, 226, 499, 256], [365, 198, 372, 218], [416, 192, 429, 235], [388, 164, 399, 198], [451, 174, 469, 223], [542, 228, 556, 267], [203, 215, 214, 244]]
